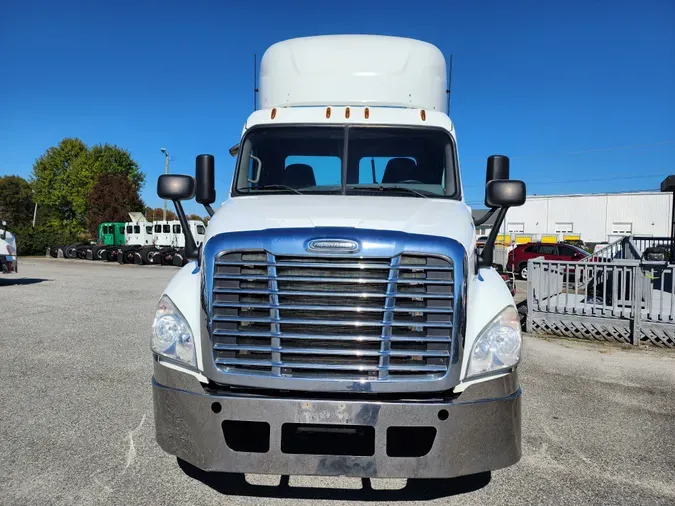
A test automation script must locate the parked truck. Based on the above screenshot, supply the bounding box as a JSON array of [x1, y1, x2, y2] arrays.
[[0, 220, 17, 274], [151, 34, 526, 480]]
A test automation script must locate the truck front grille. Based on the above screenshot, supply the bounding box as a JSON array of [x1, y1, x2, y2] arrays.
[[210, 251, 454, 381]]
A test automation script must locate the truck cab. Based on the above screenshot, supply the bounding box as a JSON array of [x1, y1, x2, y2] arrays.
[[151, 35, 526, 480], [0, 220, 17, 274]]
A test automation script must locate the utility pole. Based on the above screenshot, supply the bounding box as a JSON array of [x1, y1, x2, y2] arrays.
[[160, 148, 170, 221], [32, 189, 37, 228]]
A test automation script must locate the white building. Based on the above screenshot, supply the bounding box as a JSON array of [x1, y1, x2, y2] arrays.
[[473, 190, 673, 244]]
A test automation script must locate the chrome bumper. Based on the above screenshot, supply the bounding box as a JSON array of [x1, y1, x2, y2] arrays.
[[152, 363, 521, 479]]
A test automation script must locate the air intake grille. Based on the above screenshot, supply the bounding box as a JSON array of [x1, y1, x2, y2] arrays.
[[210, 251, 454, 381]]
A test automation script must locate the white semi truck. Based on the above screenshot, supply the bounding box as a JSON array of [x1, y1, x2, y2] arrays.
[[0, 220, 17, 274], [151, 35, 526, 480]]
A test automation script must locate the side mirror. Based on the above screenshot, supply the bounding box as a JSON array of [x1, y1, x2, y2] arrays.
[[157, 174, 199, 262], [486, 155, 510, 184], [478, 159, 527, 271], [474, 155, 511, 227], [195, 154, 216, 216], [485, 180, 526, 208], [1, 220, 6, 240], [157, 174, 195, 201]]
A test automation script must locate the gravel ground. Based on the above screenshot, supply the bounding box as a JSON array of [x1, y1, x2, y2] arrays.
[[1, 258, 674, 506]]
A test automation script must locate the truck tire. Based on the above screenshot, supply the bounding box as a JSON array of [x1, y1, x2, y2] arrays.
[[138, 246, 156, 265], [172, 248, 185, 267], [106, 247, 119, 262], [65, 243, 80, 259], [90, 245, 105, 260], [49, 246, 59, 258], [161, 248, 176, 266], [76, 245, 90, 259]]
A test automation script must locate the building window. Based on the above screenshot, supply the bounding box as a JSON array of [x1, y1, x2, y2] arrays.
[[507, 223, 524, 233], [555, 222, 573, 233], [612, 222, 632, 235]]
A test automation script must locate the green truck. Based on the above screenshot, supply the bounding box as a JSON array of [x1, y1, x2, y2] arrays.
[[48, 221, 126, 260], [91, 222, 126, 261]]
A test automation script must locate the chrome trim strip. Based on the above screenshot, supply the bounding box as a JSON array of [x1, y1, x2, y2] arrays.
[[200, 227, 466, 393], [213, 288, 453, 299], [212, 315, 453, 327], [215, 260, 454, 271], [213, 273, 453, 285], [214, 358, 448, 372], [212, 301, 453, 313], [212, 330, 452, 342], [212, 344, 450, 357]]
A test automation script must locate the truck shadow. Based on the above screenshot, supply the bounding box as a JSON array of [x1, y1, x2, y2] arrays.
[[177, 459, 490, 501], [0, 277, 48, 286]]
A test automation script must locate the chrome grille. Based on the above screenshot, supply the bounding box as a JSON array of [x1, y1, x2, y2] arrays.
[[210, 251, 454, 381]]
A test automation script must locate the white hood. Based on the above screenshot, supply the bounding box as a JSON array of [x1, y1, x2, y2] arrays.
[[206, 195, 475, 251]]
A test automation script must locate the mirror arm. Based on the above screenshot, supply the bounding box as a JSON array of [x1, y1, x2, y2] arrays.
[[204, 204, 215, 217], [478, 207, 509, 270], [473, 208, 497, 227], [172, 200, 200, 264]]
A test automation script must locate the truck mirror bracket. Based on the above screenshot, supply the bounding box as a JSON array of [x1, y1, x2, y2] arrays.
[[172, 200, 200, 264], [477, 207, 508, 271]]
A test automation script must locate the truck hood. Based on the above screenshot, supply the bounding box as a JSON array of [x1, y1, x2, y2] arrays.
[[206, 195, 475, 251]]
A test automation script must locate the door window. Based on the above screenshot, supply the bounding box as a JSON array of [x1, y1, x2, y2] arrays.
[[173, 224, 181, 234], [163, 225, 170, 233], [537, 245, 557, 255]]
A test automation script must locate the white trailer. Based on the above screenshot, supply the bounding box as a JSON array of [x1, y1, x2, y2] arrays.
[[150, 35, 526, 480]]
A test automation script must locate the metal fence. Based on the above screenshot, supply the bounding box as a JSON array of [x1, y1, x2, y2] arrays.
[[526, 257, 675, 348]]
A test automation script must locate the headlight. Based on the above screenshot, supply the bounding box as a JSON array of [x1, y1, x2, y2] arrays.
[[152, 295, 196, 367], [466, 306, 522, 378]]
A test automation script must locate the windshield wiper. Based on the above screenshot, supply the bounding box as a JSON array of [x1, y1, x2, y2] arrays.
[[239, 184, 304, 195], [346, 185, 429, 198]]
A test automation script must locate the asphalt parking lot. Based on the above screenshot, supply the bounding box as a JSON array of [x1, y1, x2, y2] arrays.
[[1, 258, 674, 506]]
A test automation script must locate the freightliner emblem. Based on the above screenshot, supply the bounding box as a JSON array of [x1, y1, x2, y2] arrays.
[[307, 239, 360, 253]]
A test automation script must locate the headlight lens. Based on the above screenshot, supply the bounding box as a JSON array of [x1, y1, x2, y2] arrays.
[[152, 295, 196, 367], [467, 306, 522, 378]]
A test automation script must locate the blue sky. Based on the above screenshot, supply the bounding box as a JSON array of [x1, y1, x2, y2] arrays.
[[1, 0, 674, 213]]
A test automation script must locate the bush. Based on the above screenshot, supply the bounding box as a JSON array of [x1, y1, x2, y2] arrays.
[[13, 225, 90, 256]]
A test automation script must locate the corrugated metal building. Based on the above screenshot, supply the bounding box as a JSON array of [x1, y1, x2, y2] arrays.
[[472, 191, 673, 243]]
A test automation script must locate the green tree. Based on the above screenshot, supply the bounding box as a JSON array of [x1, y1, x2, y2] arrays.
[[31, 138, 87, 228], [30, 138, 145, 233], [87, 173, 145, 234], [145, 207, 177, 222], [71, 143, 145, 219], [0, 175, 34, 227]]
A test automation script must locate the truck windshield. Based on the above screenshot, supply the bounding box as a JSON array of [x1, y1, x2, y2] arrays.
[[233, 126, 458, 198]]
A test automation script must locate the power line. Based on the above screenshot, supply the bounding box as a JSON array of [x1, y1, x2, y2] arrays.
[[461, 139, 675, 163], [464, 173, 668, 189], [465, 187, 661, 206]]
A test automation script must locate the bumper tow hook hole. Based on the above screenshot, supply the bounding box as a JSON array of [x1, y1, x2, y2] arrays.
[[387, 427, 437, 457], [438, 409, 449, 421], [222, 420, 270, 453], [211, 402, 222, 414]]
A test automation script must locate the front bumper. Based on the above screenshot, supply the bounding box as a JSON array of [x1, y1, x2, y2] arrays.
[[152, 362, 521, 479]]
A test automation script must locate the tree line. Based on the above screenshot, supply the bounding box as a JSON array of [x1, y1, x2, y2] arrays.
[[0, 138, 207, 255]]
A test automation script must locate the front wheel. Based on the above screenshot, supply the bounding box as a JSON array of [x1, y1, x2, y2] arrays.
[[518, 263, 528, 280]]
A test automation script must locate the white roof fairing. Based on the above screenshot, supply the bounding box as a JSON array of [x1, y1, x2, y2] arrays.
[[259, 35, 449, 112]]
